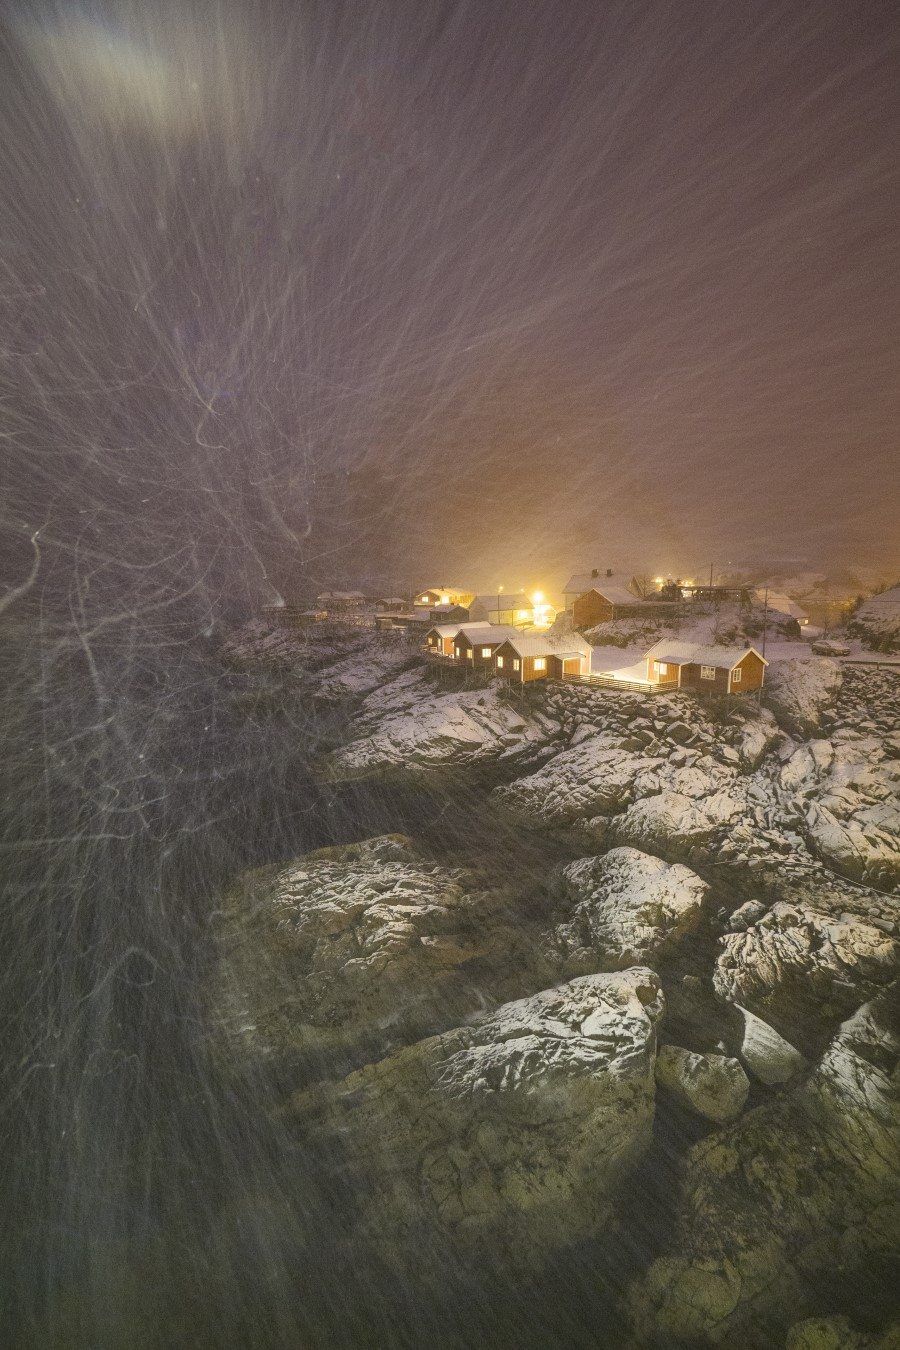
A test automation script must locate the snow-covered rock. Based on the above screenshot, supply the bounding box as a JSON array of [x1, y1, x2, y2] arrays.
[[324, 674, 561, 780], [288, 970, 665, 1267], [764, 657, 843, 736], [548, 847, 710, 974], [612, 786, 747, 858], [494, 733, 667, 828], [629, 991, 899, 1344], [848, 584, 900, 652], [776, 735, 900, 888], [654, 1045, 750, 1123], [209, 835, 544, 1076], [732, 1005, 807, 1085], [715, 901, 898, 1044]]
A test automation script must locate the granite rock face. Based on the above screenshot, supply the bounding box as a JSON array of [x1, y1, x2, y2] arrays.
[[287, 970, 665, 1267], [732, 1005, 807, 1085], [547, 847, 710, 975], [209, 834, 545, 1077], [764, 657, 844, 737], [323, 672, 563, 780], [629, 991, 900, 1345], [715, 901, 898, 1047], [654, 1045, 750, 1123]]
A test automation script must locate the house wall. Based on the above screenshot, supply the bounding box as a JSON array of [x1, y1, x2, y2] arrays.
[[455, 635, 499, 667], [572, 590, 648, 628], [678, 662, 730, 693], [730, 652, 766, 692], [492, 642, 545, 681], [572, 591, 614, 628]]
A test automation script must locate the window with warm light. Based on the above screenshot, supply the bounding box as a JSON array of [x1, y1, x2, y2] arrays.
[[496, 655, 504, 668], [701, 665, 716, 680], [534, 658, 546, 671], [466, 648, 473, 659], [512, 659, 521, 671], [481, 647, 491, 658]]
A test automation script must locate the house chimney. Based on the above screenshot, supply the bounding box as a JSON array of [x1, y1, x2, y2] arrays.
[[591, 568, 599, 578], [606, 568, 613, 577]]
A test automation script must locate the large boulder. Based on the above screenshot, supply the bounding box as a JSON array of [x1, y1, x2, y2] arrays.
[[209, 834, 544, 1078], [628, 992, 900, 1345], [778, 735, 900, 889], [763, 658, 843, 737], [732, 1005, 807, 1085], [494, 732, 667, 828], [715, 900, 898, 1048], [654, 1045, 750, 1123], [324, 675, 558, 780], [287, 970, 665, 1268], [547, 847, 710, 974]]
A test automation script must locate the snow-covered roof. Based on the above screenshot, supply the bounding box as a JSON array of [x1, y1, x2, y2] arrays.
[[317, 590, 366, 601], [644, 639, 768, 669], [470, 591, 532, 610], [563, 572, 643, 606], [500, 633, 592, 659], [456, 624, 521, 645], [756, 590, 807, 620]]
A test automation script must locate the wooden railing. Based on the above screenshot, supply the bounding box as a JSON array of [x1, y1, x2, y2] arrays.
[[559, 674, 678, 693]]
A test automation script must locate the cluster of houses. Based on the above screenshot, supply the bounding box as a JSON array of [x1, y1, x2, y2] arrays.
[[425, 620, 767, 694], [268, 568, 778, 696]]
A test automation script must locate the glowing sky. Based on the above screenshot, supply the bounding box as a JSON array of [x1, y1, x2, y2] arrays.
[[2, 0, 896, 607]]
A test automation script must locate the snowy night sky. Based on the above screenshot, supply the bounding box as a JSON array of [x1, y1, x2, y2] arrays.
[[1, 0, 897, 604]]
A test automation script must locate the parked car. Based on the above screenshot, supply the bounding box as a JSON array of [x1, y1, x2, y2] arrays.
[[811, 638, 851, 656]]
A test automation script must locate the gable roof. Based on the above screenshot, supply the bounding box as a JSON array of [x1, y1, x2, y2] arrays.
[[469, 592, 532, 611], [498, 633, 592, 659], [756, 590, 807, 620], [563, 572, 644, 606], [644, 639, 768, 669], [455, 624, 520, 646]]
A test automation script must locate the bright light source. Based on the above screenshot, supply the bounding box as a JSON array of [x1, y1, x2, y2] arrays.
[[533, 590, 544, 603], [440, 594, 450, 604], [654, 577, 664, 585]]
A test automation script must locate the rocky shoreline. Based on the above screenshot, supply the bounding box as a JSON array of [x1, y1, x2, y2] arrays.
[[212, 623, 899, 1345]]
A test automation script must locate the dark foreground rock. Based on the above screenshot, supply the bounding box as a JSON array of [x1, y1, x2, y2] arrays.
[[286, 970, 665, 1268], [209, 834, 546, 1078], [628, 990, 900, 1346]]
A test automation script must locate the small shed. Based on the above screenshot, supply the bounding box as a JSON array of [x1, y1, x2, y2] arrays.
[[642, 640, 768, 693], [492, 633, 592, 683]]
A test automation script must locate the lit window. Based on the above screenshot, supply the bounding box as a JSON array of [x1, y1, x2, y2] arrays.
[[496, 656, 504, 669], [466, 648, 473, 659], [453, 648, 460, 660], [481, 647, 491, 658], [655, 662, 668, 674], [516, 610, 530, 620], [700, 665, 716, 680], [534, 658, 546, 671], [732, 667, 742, 683], [513, 659, 521, 671]]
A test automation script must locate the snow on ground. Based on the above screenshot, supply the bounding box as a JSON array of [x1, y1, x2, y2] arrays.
[[848, 584, 900, 652]]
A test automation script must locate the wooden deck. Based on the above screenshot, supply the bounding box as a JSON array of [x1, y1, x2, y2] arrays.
[[560, 674, 677, 694]]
